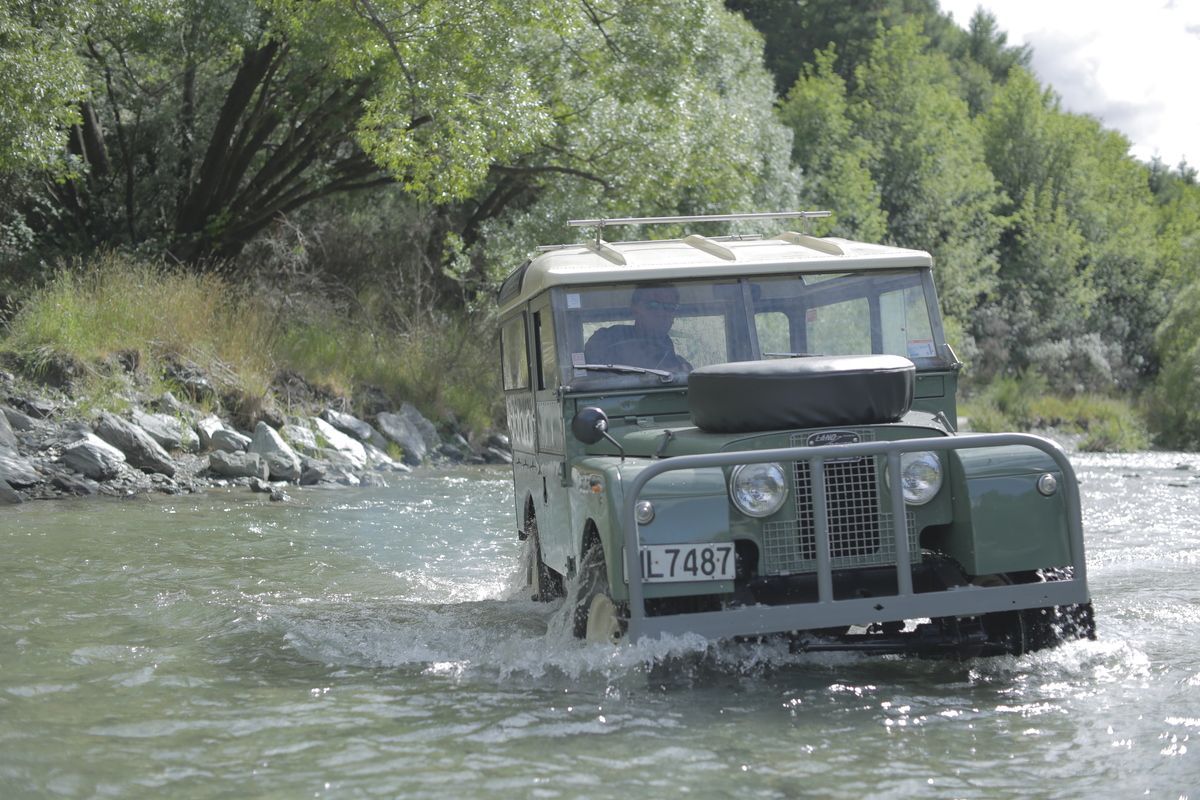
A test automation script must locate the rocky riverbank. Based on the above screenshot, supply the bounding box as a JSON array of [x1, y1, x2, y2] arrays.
[[0, 367, 511, 505]]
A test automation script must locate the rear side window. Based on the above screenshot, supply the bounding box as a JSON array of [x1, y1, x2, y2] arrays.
[[501, 314, 530, 391], [533, 310, 556, 390]]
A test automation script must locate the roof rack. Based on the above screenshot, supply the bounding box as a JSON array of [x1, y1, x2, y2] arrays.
[[568, 210, 831, 244]]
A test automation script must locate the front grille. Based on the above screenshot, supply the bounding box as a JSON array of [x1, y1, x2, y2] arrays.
[[760, 431, 918, 576]]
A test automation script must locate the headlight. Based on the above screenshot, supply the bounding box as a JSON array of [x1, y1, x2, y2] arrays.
[[729, 462, 788, 518], [888, 451, 942, 505]]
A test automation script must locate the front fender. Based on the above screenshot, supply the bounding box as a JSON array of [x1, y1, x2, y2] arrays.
[[571, 457, 730, 601], [942, 445, 1072, 576]]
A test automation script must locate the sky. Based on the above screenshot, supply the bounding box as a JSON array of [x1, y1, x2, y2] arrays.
[[938, 0, 1199, 168]]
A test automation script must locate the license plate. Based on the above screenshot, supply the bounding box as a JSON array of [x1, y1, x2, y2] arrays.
[[638, 543, 735, 583]]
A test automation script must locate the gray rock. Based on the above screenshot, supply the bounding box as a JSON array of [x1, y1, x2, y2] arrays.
[[282, 422, 320, 456], [62, 434, 127, 481], [0, 452, 41, 486], [269, 488, 289, 502], [208, 450, 269, 480], [2, 405, 38, 432], [483, 446, 513, 465], [438, 443, 465, 463], [359, 471, 388, 488], [14, 397, 55, 419], [210, 428, 252, 453], [248, 477, 272, 493], [300, 457, 329, 486], [94, 412, 176, 476], [51, 473, 99, 496], [298, 456, 359, 486], [147, 473, 181, 494], [248, 422, 301, 482], [322, 409, 389, 449], [130, 409, 185, 451], [399, 403, 441, 452], [312, 417, 367, 469], [486, 432, 511, 451], [178, 425, 200, 453], [375, 412, 426, 466], [0, 409, 17, 452], [0, 477, 21, 505], [154, 391, 186, 415], [196, 415, 225, 450], [263, 450, 301, 482], [327, 465, 361, 486], [363, 442, 412, 473]]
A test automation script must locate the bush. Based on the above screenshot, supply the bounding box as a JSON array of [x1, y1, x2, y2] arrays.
[[1148, 280, 1200, 450], [1147, 347, 1200, 450], [960, 373, 1148, 451], [2, 252, 276, 403], [0, 252, 503, 431], [958, 400, 1009, 433]]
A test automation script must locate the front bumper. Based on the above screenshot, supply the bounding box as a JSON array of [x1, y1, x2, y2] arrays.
[[621, 433, 1091, 644]]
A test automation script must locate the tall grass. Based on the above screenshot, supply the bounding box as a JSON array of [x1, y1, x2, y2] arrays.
[[273, 311, 501, 431], [960, 371, 1149, 452], [3, 253, 276, 399], [1, 252, 502, 430]]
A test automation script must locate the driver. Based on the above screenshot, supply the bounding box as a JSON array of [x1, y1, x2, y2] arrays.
[[584, 285, 693, 372]]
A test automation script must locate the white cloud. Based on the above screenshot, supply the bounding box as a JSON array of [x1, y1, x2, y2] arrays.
[[939, 0, 1199, 167]]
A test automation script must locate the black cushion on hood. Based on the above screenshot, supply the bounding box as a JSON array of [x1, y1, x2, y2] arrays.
[[687, 355, 915, 433]]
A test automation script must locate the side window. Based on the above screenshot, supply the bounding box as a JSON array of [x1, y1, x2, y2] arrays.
[[755, 311, 791, 355], [879, 285, 936, 359], [533, 309, 556, 390], [807, 298, 871, 355], [500, 314, 530, 391]]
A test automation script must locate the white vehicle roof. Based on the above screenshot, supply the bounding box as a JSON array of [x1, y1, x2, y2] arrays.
[[498, 232, 933, 315]]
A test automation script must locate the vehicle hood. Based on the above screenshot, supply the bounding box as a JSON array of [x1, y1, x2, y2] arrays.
[[604, 409, 950, 459]]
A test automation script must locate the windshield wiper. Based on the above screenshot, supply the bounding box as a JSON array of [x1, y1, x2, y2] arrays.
[[763, 352, 825, 359], [576, 363, 676, 383]]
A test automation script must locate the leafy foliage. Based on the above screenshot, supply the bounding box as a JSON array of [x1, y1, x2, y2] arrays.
[[848, 22, 1001, 325], [2, 0, 1200, 443], [0, 2, 90, 173]]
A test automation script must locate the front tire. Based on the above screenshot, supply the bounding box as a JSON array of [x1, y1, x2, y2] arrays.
[[978, 571, 1096, 655], [573, 540, 627, 643]]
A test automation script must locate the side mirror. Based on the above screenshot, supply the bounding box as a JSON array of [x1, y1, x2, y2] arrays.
[[571, 407, 625, 460], [571, 406, 609, 444]]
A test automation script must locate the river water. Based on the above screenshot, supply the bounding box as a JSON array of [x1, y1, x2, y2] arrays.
[[1, 452, 1197, 798]]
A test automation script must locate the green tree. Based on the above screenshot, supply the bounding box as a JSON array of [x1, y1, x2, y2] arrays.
[[848, 22, 1002, 326], [1147, 280, 1200, 449], [467, 3, 799, 284], [948, 9, 1031, 115], [777, 47, 887, 241], [0, 1, 90, 174], [979, 67, 1164, 389], [976, 68, 1093, 380], [5, 0, 796, 291], [724, 0, 957, 97], [1149, 158, 1200, 289], [26, 0, 569, 261]]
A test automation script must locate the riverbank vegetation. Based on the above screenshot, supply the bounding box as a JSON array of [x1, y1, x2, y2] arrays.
[[959, 374, 1149, 452], [2, 0, 1198, 450], [3, 252, 500, 431]]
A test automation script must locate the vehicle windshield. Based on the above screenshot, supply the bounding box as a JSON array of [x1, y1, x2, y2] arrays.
[[554, 270, 944, 389]]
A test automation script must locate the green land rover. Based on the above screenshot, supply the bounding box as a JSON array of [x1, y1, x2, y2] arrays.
[[497, 211, 1095, 656]]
